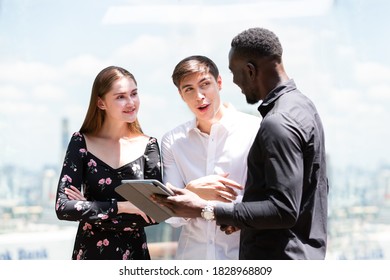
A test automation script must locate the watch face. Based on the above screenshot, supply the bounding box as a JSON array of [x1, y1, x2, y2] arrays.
[[204, 211, 213, 219], [202, 206, 215, 220]]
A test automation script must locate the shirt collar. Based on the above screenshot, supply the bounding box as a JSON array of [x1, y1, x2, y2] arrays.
[[188, 105, 236, 134], [258, 79, 297, 117]]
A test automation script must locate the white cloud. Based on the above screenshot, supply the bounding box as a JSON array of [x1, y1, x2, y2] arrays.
[[64, 54, 108, 79], [0, 85, 25, 100], [355, 61, 390, 84], [112, 35, 171, 64], [368, 84, 390, 100], [331, 88, 360, 105], [337, 45, 356, 58], [0, 101, 48, 115], [0, 61, 60, 84], [33, 84, 66, 101], [103, 0, 334, 24]]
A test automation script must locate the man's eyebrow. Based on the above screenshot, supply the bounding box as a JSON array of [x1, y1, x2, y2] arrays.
[[180, 76, 210, 90], [180, 83, 192, 90]]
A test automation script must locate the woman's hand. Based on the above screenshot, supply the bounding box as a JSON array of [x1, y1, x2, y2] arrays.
[[65, 186, 86, 201], [185, 174, 243, 202], [65, 185, 153, 224]]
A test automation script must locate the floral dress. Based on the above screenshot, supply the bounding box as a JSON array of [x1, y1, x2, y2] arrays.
[[55, 132, 162, 260]]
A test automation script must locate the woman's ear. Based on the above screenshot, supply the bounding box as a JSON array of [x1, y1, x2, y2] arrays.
[[97, 98, 105, 110]]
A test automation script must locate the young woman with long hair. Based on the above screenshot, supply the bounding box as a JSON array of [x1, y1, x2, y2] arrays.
[[55, 66, 162, 260]]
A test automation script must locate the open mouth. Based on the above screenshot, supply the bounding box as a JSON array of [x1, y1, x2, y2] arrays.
[[197, 104, 210, 112]]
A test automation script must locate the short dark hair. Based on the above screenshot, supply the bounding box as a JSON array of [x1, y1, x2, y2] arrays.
[[172, 55, 219, 88], [231, 27, 283, 59]]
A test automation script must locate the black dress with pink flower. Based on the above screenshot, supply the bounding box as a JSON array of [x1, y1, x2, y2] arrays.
[[55, 132, 162, 260]]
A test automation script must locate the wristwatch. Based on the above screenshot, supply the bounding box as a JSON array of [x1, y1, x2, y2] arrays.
[[201, 203, 215, 221]]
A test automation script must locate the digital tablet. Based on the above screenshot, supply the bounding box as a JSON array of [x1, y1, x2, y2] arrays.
[[115, 179, 175, 223]]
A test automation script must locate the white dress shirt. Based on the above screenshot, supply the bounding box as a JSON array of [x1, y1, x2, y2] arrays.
[[161, 107, 260, 259]]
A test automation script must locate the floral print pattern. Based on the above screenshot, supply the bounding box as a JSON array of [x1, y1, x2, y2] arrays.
[[55, 132, 162, 260]]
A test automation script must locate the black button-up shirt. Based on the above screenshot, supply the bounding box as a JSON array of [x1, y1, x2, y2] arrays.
[[216, 79, 329, 259]]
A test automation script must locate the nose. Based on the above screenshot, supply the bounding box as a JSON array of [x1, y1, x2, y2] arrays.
[[195, 90, 205, 101], [126, 96, 135, 106]]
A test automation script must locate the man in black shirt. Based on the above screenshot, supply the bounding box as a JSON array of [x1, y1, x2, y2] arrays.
[[154, 27, 329, 260]]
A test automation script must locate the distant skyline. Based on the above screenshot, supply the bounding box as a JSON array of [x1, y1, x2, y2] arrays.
[[1, 0, 390, 172]]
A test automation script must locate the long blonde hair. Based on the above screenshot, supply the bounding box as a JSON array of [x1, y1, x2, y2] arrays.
[[79, 66, 143, 135]]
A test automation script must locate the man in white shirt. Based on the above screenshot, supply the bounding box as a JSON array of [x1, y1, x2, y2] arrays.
[[161, 55, 260, 259]]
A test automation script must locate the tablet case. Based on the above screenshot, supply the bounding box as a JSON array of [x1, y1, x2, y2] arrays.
[[115, 179, 175, 223]]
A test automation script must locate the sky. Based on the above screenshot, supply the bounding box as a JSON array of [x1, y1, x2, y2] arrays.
[[0, 0, 390, 173]]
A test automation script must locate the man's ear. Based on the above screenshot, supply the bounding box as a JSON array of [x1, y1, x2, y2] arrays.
[[246, 62, 256, 80], [217, 75, 222, 90], [97, 98, 105, 110]]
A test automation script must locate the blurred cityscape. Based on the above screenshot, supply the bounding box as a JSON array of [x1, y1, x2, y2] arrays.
[[1, 118, 390, 260]]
